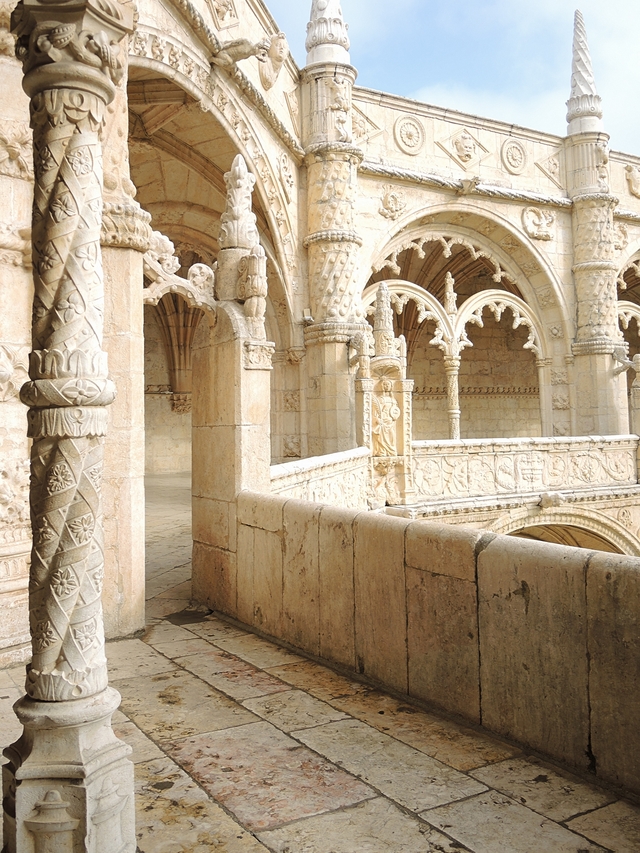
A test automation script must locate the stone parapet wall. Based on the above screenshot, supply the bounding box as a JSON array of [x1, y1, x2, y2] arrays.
[[270, 446, 370, 509], [412, 435, 639, 501], [235, 491, 640, 797]]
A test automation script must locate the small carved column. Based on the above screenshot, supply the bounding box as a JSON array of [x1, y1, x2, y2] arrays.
[[4, 0, 136, 851], [565, 10, 628, 434], [191, 155, 274, 617], [443, 355, 461, 440]]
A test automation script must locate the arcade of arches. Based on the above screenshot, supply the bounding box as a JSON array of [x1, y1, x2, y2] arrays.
[[2, 0, 640, 848]]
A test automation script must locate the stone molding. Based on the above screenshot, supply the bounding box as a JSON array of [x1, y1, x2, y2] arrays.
[[0, 342, 29, 401], [303, 229, 363, 247], [101, 200, 152, 252], [304, 321, 369, 347], [0, 221, 30, 267]]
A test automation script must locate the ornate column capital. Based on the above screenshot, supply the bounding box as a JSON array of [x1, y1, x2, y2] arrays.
[[12, 0, 133, 103]]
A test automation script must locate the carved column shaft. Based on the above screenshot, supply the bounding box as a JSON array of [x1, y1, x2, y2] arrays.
[[443, 355, 461, 441], [4, 1, 136, 850]]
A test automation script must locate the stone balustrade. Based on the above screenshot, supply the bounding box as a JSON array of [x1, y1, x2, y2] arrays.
[[412, 435, 639, 502], [236, 491, 640, 798], [270, 446, 370, 508]]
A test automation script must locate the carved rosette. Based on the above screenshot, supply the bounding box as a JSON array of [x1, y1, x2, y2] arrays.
[[11, 0, 133, 701]]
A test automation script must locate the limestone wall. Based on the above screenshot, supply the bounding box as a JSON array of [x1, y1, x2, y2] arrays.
[[235, 491, 640, 796]]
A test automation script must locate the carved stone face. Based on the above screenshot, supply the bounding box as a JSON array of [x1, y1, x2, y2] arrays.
[[381, 379, 393, 393], [269, 32, 288, 63], [454, 132, 475, 162]]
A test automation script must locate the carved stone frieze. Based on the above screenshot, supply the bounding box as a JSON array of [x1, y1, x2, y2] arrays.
[[379, 185, 406, 221], [271, 448, 370, 510], [0, 121, 33, 180], [0, 343, 28, 401], [243, 340, 275, 369], [0, 221, 30, 266], [101, 200, 152, 252], [522, 207, 556, 241], [171, 392, 192, 413], [412, 437, 637, 502]]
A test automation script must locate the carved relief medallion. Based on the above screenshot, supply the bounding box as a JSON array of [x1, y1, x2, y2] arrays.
[[501, 138, 527, 175], [394, 115, 425, 156], [522, 207, 555, 241], [379, 185, 406, 220], [437, 127, 489, 170]]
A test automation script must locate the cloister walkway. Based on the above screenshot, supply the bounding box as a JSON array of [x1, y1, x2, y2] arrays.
[[2, 474, 640, 852]]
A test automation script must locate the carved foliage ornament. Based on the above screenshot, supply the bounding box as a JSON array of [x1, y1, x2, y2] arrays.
[[0, 343, 29, 401], [0, 122, 33, 180], [379, 185, 406, 221], [522, 207, 555, 241], [501, 138, 527, 175]]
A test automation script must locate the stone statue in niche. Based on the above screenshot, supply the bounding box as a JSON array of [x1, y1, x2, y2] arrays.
[[454, 131, 476, 162], [259, 32, 289, 91], [372, 378, 401, 456]]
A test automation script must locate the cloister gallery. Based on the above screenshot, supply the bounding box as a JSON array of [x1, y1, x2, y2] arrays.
[[1, 0, 640, 850]]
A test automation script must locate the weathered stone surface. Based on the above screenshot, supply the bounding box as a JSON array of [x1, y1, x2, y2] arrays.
[[243, 688, 348, 731], [567, 800, 640, 853], [354, 513, 411, 692], [587, 551, 640, 794], [282, 500, 322, 653], [318, 506, 359, 668], [296, 719, 487, 811], [407, 565, 480, 722], [477, 536, 591, 768]]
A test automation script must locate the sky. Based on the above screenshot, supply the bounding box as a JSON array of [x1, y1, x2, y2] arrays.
[[264, 0, 640, 155]]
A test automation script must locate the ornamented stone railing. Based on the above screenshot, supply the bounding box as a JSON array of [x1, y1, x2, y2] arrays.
[[270, 447, 370, 509], [411, 436, 639, 501]]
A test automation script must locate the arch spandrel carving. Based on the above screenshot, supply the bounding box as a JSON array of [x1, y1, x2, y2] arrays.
[[365, 205, 573, 342]]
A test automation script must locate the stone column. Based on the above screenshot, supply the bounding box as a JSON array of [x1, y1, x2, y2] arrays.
[[443, 355, 461, 440], [3, 0, 136, 850], [0, 0, 32, 667], [100, 38, 152, 639], [565, 10, 628, 435], [192, 155, 273, 616], [301, 4, 368, 456]]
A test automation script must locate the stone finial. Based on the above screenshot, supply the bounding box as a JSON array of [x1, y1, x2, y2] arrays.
[[218, 155, 259, 250], [566, 10, 603, 134], [373, 282, 396, 357], [443, 272, 457, 316], [305, 0, 350, 66]]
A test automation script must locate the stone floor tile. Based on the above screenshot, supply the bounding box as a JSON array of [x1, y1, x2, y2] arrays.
[[165, 720, 375, 832], [215, 634, 304, 669], [567, 800, 640, 853], [0, 685, 24, 747], [112, 719, 165, 764], [116, 668, 257, 741], [0, 669, 18, 689], [177, 652, 290, 702], [145, 597, 191, 620], [242, 689, 349, 732], [143, 622, 201, 645], [424, 790, 608, 853], [136, 756, 269, 853], [149, 637, 215, 659], [157, 579, 192, 600], [295, 719, 487, 812], [258, 797, 472, 853], [329, 690, 519, 772], [268, 660, 371, 703], [186, 616, 247, 642], [106, 638, 177, 680], [470, 755, 616, 822]]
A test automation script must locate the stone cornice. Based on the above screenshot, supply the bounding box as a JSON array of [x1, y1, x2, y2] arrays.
[[360, 161, 573, 208]]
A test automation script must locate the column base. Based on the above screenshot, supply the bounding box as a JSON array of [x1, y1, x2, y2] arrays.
[[2, 687, 135, 853]]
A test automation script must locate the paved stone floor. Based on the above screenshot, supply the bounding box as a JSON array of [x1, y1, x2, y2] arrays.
[[2, 473, 640, 852]]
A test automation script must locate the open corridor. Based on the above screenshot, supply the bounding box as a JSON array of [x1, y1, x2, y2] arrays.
[[2, 475, 640, 852]]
